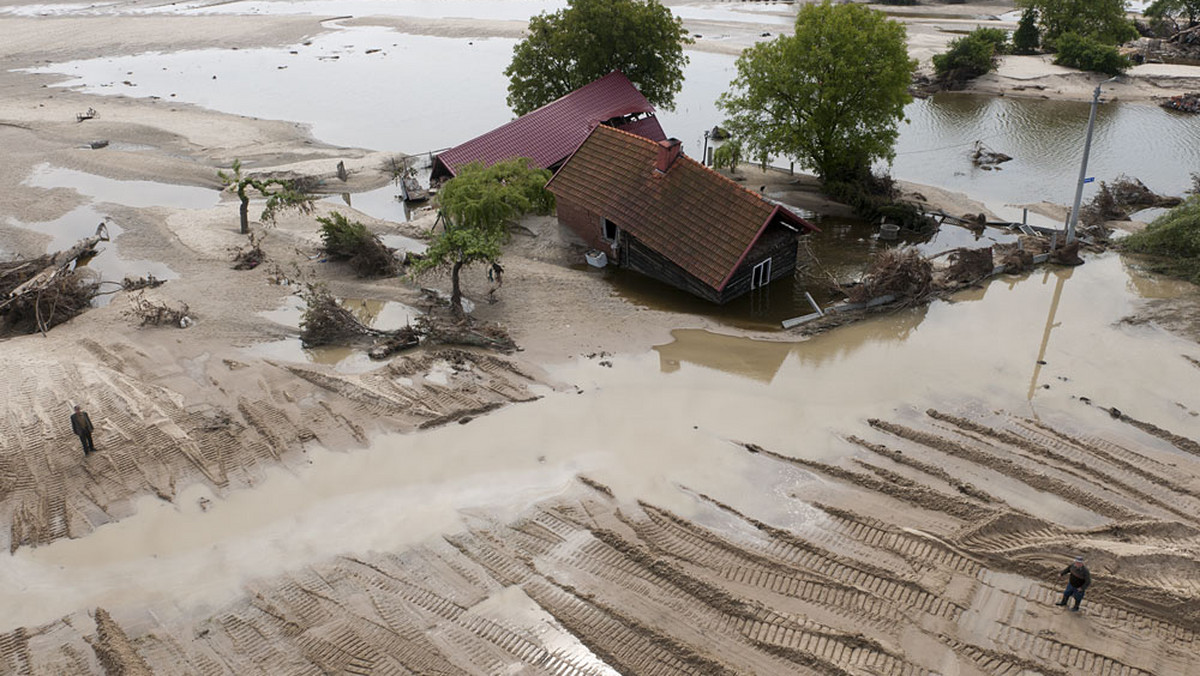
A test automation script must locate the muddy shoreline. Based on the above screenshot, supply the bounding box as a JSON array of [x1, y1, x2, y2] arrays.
[[2, 1, 1200, 673]]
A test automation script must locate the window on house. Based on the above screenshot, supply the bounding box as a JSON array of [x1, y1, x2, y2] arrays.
[[603, 218, 619, 242], [751, 258, 772, 290]]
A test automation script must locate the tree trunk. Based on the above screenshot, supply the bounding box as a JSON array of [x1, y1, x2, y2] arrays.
[[7, 224, 108, 301], [450, 260, 464, 318], [239, 197, 250, 234]]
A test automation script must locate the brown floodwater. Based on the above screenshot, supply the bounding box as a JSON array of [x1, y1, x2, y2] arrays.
[[4, 250, 1198, 631]]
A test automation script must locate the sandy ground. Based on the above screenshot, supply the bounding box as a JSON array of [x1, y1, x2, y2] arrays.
[[2, 1, 1199, 674]]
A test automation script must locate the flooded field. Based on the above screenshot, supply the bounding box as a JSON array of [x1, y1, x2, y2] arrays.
[[30, 26, 1200, 228], [4, 252, 1199, 674]]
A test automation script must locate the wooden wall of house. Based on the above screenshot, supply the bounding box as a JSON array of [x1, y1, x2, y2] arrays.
[[624, 235, 723, 303], [555, 200, 616, 258], [716, 225, 799, 303]]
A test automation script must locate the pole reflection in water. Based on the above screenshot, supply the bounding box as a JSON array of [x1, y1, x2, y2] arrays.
[[1026, 267, 1072, 413]]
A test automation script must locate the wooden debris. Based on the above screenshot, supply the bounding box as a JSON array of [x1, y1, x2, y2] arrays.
[[0, 223, 109, 335], [124, 292, 191, 327]]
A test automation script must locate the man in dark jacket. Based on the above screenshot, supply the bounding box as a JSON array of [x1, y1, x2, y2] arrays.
[[70, 405, 96, 456], [1056, 555, 1091, 611]]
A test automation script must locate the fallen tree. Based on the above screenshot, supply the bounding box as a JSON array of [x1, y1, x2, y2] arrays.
[[298, 284, 516, 358], [317, 211, 399, 277], [0, 223, 109, 336]]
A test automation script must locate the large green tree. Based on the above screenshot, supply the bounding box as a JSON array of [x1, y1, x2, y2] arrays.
[[411, 159, 554, 317], [504, 0, 691, 116], [1017, 0, 1138, 46], [717, 1, 915, 184], [1145, 0, 1200, 28]]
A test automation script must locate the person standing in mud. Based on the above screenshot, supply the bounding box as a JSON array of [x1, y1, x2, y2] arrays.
[[1056, 555, 1091, 611], [70, 405, 96, 456]]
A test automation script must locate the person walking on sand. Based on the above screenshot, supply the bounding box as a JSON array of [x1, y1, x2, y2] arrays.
[[1056, 555, 1091, 612], [70, 405, 96, 456]]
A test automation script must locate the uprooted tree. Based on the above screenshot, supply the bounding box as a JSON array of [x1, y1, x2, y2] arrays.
[[409, 158, 554, 318], [317, 211, 400, 277], [0, 223, 108, 336], [218, 159, 316, 235], [298, 283, 515, 359]]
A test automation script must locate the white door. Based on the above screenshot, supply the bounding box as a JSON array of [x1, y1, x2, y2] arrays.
[[751, 258, 772, 290]]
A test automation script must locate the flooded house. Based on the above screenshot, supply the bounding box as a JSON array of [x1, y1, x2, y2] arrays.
[[546, 125, 818, 304], [429, 70, 666, 182]]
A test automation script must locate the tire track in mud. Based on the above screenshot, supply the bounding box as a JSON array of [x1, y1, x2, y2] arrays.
[[740, 442, 994, 521], [1111, 409, 1200, 460], [844, 435, 1000, 504], [868, 418, 1140, 521], [925, 410, 1200, 524], [0, 346, 539, 551], [1011, 418, 1200, 500], [10, 408, 1199, 674], [626, 501, 961, 632]]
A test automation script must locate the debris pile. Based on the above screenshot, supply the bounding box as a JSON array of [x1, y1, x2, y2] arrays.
[[121, 274, 166, 291], [299, 284, 388, 347], [0, 223, 108, 335], [1081, 175, 1183, 225], [124, 292, 191, 327], [944, 247, 995, 284], [970, 141, 1012, 169], [1162, 92, 1200, 114], [847, 247, 932, 304]]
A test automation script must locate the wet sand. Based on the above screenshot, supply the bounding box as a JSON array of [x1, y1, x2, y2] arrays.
[[2, 1, 1199, 674]]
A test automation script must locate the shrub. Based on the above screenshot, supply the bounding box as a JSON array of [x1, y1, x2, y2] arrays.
[[824, 170, 936, 235], [1120, 195, 1200, 283], [933, 28, 1008, 82], [971, 27, 1012, 54], [1053, 32, 1130, 75], [1013, 8, 1041, 54], [317, 211, 399, 277]]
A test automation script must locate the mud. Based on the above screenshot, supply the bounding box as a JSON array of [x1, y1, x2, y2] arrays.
[[6, 405, 1198, 674]]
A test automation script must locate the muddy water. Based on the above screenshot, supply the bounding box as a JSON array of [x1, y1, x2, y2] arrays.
[[35, 30, 1200, 228], [5, 250, 1198, 631], [12, 163, 218, 297]]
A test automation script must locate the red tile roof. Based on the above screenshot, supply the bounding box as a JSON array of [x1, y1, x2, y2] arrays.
[[433, 71, 664, 178], [546, 125, 816, 291]]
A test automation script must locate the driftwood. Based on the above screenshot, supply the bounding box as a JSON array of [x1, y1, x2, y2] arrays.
[[0, 223, 109, 335], [5, 223, 108, 302], [971, 140, 1012, 169]]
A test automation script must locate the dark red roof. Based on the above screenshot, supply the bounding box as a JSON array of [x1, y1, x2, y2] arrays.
[[433, 71, 662, 178], [546, 125, 817, 291]]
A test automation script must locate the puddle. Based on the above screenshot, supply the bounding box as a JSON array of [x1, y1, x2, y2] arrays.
[[5, 250, 1198, 630], [11, 163, 221, 300], [252, 293, 421, 372], [10, 205, 177, 303], [25, 163, 219, 211], [321, 183, 428, 226]]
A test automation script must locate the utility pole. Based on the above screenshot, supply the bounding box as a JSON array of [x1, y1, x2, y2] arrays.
[[1065, 76, 1118, 244]]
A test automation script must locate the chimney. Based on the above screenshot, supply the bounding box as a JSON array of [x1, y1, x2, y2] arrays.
[[654, 138, 683, 173]]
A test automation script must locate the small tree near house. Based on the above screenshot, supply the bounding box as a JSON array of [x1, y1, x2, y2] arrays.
[[410, 158, 554, 318], [218, 159, 316, 235]]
